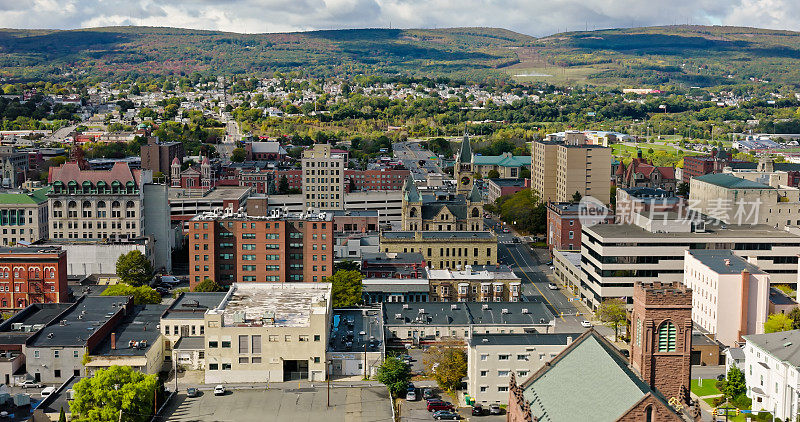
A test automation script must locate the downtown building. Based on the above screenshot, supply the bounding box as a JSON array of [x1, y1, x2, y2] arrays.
[[187, 208, 334, 288], [531, 138, 612, 205], [0, 246, 68, 310]]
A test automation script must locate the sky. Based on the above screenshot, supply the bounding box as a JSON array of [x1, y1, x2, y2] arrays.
[[1, 0, 799, 37]]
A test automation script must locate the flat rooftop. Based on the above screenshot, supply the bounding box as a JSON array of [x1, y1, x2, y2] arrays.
[[687, 250, 767, 275], [426, 266, 520, 281], [0, 303, 72, 345], [169, 186, 251, 201], [329, 308, 383, 353], [381, 231, 496, 240], [90, 304, 167, 356], [585, 223, 800, 240], [383, 301, 554, 326], [331, 210, 379, 217], [162, 292, 228, 320], [28, 296, 129, 348], [214, 283, 330, 327], [488, 178, 526, 187], [469, 333, 581, 347], [191, 208, 332, 222]]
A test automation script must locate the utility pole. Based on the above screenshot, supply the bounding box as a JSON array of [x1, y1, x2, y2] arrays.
[[364, 342, 367, 380], [327, 360, 331, 407]]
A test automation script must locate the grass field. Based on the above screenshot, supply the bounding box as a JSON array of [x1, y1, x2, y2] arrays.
[[691, 379, 722, 397], [506, 65, 607, 84]]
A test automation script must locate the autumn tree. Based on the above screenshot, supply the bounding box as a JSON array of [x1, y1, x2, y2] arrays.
[[764, 313, 793, 333], [596, 298, 627, 341], [71, 366, 160, 422], [424, 344, 467, 393]]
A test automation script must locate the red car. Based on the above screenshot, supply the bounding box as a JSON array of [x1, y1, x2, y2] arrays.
[[427, 401, 454, 412]]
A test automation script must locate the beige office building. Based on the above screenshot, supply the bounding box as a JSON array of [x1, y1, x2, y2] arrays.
[[0, 187, 49, 245], [203, 283, 331, 384], [379, 231, 497, 270], [302, 144, 345, 210], [531, 140, 611, 204]]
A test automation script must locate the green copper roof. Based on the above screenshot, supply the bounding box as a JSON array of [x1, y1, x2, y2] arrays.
[[468, 184, 482, 202], [472, 153, 531, 167], [458, 133, 472, 163], [695, 173, 773, 189], [522, 331, 652, 422], [403, 177, 420, 202], [0, 186, 51, 205]]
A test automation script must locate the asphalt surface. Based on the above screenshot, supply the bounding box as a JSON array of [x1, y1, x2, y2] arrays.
[[393, 141, 445, 181]]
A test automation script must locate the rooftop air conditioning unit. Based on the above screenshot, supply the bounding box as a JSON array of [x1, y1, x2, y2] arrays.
[[402, 304, 410, 309], [394, 313, 403, 319], [501, 308, 509, 314], [450, 304, 458, 310], [418, 308, 425, 314], [482, 304, 489, 310], [521, 308, 529, 314]]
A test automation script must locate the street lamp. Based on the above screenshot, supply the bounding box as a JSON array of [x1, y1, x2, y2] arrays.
[[327, 359, 332, 407]]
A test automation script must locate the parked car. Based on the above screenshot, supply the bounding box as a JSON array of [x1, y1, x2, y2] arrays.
[[214, 385, 226, 396], [619, 349, 630, 357], [472, 404, 485, 415], [19, 381, 41, 389], [40, 387, 56, 398], [427, 401, 454, 412], [489, 404, 502, 415], [580, 320, 593, 328], [160, 276, 181, 286], [547, 283, 558, 290], [423, 388, 435, 399], [406, 390, 417, 401], [187, 387, 198, 397], [432, 410, 460, 420]]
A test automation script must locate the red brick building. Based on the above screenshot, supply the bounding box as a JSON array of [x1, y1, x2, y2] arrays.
[[188, 209, 334, 288], [546, 202, 613, 252], [331, 210, 379, 233], [0, 247, 69, 310], [344, 168, 410, 192]]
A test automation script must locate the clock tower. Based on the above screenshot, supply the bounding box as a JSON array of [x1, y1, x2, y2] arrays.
[[455, 131, 473, 195]]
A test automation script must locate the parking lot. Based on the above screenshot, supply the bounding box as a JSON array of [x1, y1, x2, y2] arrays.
[[162, 385, 392, 421], [399, 388, 506, 422]]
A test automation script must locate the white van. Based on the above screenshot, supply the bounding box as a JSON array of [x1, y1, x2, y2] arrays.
[[40, 386, 56, 397]]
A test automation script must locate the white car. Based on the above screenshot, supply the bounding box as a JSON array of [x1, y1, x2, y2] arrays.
[[214, 385, 226, 396], [19, 380, 42, 389], [547, 283, 558, 290], [40, 387, 56, 397], [580, 320, 593, 328]]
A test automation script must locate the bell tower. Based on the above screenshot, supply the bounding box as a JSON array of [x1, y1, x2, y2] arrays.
[[630, 281, 693, 404], [455, 130, 473, 195]]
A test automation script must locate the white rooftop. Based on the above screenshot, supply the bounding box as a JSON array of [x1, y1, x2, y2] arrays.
[[426, 266, 520, 281], [213, 283, 331, 327]]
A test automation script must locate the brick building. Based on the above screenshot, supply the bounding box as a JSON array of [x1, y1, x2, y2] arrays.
[[344, 168, 409, 192], [331, 210, 379, 233], [0, 246, 68, 310], [140, 138, 184, 181], [630, 281, 693, 403], [545, 202, 613, 252], [360, 252, 426, 279], [188, 209, 334, 288]]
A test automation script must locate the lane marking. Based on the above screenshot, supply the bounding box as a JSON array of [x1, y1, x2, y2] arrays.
[[503, 244, 564, 321]]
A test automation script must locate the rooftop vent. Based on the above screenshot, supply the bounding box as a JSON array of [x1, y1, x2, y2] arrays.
[[521, 308, 529, 314], [450, 304, 458, 310], [501, 308, 509, 314], [394, 313, 403, 320], [402, 304, 410, 309], [482, 304, 489, 310], [418, 308, 426, 314]]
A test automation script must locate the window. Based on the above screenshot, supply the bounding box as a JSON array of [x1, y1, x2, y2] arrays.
[[269, 335, 279, 342], [209, 363, 219, 370], [498, 354, 510, 360], [480, 386, 488, 392], [209, 340, 218, 348], [34, 350, 39, 358], [222, 363, 232, 370], [54, 350, 60, 358], [299, 335, 309, 342], [480, 354, 488, 361], [480, 370, 488, 377], [314, 357, 321, 363], [221, 337, 231, 348], [252, 357, 262, 364], [636, 318, 642, 347], [54, 370, 61, 378], [517, 354, 528, 361], [498, 370, 509, 377], [239, 335, 248, 354], [239, 357, 249, 364], [657, 321, 677, 352], [314, 335, 321, 342], [251, 335, 261, 353], [498, 386, 508, 392], [73, 351, 79, 358]]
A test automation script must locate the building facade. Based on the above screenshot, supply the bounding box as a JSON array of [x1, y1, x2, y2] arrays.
[[0, 187, 49, 245], [546, 202, 613, 252], [532, 139, 612, 205], [188, 209, 334, 288], [743, 330, 800, 420], [379, 231, 497, 270], [401, 178, 483, 232], [301, 144, 345, 210], [48, 162, 148, 240], [140, 138, 184, 181], [0, 247, 68, 310], [426, 266, 521, 302]]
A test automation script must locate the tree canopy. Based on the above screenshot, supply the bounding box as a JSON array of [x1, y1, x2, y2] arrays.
[[193, 279, 225, 292], [376, 357, 411, 397], [330, 270, 363, 308], [100, 284, 161, 305], [596, 298, 627, 341], [424, 345, 468, 393], [764, 313, 793, 333], [491, 188, 546, 235], [116, 250, 153, 287], [70, 366, 160, 422]]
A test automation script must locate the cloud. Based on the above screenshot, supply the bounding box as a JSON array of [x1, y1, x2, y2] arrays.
[[0, 0, 798, 36]]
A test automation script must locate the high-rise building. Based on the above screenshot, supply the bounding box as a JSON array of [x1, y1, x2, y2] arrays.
[[630, 281, 693, 403], [141, 137, 184, 182], [301, 144, 345, 210], [188, 209, 334, 288], [531, 139, 612, 204]]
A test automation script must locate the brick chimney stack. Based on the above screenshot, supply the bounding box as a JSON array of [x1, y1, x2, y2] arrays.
[[111, 332, 116, 350]]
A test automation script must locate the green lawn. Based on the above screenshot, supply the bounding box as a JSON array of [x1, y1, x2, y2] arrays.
[[691, 379, 722, 397]]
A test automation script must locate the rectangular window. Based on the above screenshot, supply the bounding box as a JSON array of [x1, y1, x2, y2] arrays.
[[269, 335, 279, 342], [299, 335, 309, 342], [313, 335, 321, 342], [239, 357, 249, 364], [252, 335, 261, 354], [221, 337, 231, 348], [251, 357, 262, 364], [209, 340, 218, 348], [222, 363, 232, 370], [54, 350, 60, 358], [239, 335, 248, 354], [498, 354, 509, 360]]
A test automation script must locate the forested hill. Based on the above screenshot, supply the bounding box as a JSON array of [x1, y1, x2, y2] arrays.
[[3, 25, 800, 88], [530, 25, 800, 87], [0, 26, 533, 82]]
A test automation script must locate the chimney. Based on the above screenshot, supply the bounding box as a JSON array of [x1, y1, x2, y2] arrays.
[[111, 332, 116, 350]]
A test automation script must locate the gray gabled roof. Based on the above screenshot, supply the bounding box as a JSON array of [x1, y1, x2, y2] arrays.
[[743, 330, 800, 367]]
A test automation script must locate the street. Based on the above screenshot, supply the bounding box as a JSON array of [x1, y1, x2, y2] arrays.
[[393, 140, 445, 181]]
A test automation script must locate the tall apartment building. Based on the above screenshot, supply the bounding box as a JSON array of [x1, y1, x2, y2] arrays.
[[47, 162, 149, 240], [188, 209, 334, 288], [531, 139, 611, 204], [140, 137, 184, 182], [0, 246, 68, 310], [0, 187, 49, 245], [301, 144, 345, 210]]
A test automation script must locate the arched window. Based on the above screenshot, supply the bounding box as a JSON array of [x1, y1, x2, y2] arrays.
[[97, 201, 106, 208], [657, 321, 676, 352], [636, 318, 642, 347], [67, 201, 77, 209], [82, 201, 91, 209], [471, 207, 479, 218], [112, 201, 121, 209], [126, 201, 135, 209], [409, 207, 417, 218], [52, 201, 62, 209], [645, 405, 653, 422]]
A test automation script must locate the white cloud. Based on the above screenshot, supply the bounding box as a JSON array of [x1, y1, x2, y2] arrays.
[[0, 0, 798, 36]]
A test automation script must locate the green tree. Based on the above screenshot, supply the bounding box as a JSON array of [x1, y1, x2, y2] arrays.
[[677, 182, 690, 197], [571, 191, 583, 203], [376, 357, 411, 397], [424, 345, 467, 393], [58, 407, 66, 422], [519, 168, 531, 179], [723, 367, 747, 400], [789, 307, 800, 330], [71, 366, 159, 422], [334, 261, 360, 272], [115, 250, 153, 287], [278, 175, 289, 194], [596, 298, 627, 341], [487, 169, 500, 179], [230, 147, 247, 162], [101, 284, 161, 305], [193, 279, 224, 292], [330, 270, 363, 308], [764, 313, 793, 333]]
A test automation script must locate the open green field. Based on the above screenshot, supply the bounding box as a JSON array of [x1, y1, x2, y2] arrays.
[[691, 379, 722, 397], [506, 65, 607, 84]]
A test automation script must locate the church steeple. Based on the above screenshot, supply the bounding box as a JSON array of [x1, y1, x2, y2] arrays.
[[455, 128, 473, 195]]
